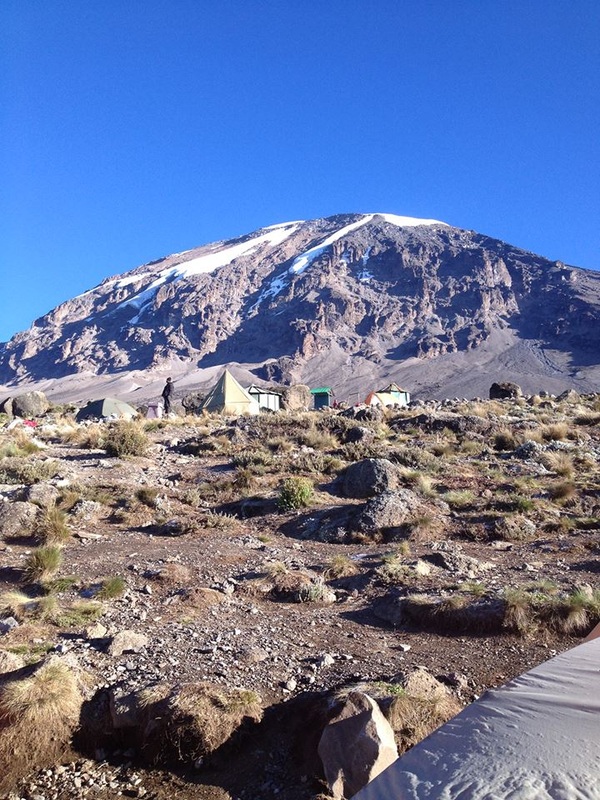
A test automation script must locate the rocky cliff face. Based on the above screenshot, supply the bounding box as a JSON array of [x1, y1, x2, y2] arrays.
[[1, 213, 599, 399]]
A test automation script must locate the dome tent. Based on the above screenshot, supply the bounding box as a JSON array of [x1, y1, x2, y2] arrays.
[[75, 397, 138, 422]]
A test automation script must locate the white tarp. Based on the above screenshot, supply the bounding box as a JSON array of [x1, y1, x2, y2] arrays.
[[352, 637, 600, 800]]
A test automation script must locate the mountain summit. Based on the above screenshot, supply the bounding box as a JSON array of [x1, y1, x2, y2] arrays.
[[1, 213, 599, 400]]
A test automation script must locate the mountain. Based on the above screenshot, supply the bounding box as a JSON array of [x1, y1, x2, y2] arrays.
[[1, 213, 600, 401]]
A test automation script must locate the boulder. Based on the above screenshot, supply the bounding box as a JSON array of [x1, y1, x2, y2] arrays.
[[26, 482, 60, 509], [107, 630, 149, 656], [11, 391, 51, 418], [342, 458, 399, 499], [318, 691, 398, 799], [489, 382, 522, 400], [341, 405, 383, 422], [0, 501, 38, 538], [353, 489, 422, 533], [280, 384, 312, 411]]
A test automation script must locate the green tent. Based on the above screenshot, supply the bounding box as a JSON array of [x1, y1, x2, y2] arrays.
[[200, 370, 259, 416], [76, 397, 138, 422]]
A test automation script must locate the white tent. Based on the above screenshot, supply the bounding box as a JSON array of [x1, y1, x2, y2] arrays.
[[352, 635, 600, 799]]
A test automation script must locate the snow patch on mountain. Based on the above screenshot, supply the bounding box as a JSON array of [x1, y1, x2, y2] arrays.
[[95, 224, 299, 323], [250, 213, 446, 309]]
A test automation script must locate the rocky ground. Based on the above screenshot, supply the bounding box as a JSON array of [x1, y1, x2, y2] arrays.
[[0, 388, 599, 799]]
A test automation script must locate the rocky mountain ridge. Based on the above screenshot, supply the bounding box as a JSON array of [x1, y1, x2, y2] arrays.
[[1, 213, 599, 401]]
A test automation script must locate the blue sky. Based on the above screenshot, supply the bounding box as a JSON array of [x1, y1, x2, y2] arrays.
[[1, 0, 599, 343]]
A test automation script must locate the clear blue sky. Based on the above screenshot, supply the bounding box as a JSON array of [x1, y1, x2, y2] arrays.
[[1, 0, 599, 343]]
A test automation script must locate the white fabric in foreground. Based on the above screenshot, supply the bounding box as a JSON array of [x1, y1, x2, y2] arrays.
[[352, 638, 600, 799]]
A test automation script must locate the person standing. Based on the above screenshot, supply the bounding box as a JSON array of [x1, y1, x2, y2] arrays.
[[161, 377, 173, 415]]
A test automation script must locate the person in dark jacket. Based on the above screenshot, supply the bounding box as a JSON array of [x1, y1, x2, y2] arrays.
[[161, 377, 173, 415]]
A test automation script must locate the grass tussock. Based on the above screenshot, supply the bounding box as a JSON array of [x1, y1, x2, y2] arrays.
[[138, 682, 262, 764], [387, 692, 462, 755], [34, 506, 70, 544], [0, 660, 84, 793], [24, 546, 63, 581]]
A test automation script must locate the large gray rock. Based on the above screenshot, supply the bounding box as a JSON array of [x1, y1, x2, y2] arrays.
[[107, 630, 149, 656], [26, 482, 60, 509], [353, 489, 422, 533], [11, 391, 51, 418], [0, 501, 38, 538], [489, 382, 522, 400], [318, 691, 398, 799], [342, 458, 399, 499], [280, 384, 312, 411]]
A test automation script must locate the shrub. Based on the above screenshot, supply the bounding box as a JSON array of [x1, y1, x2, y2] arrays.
[[24, 546, 63, 581], [104, 421, 149, 457], [277, 477, 314, 511], [493, 429, 517, 451], [135, 487, 159, 507], [0, 458, 61, 485]]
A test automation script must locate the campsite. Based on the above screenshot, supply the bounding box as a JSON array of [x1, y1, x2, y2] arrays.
[[1, 379, 599, 799]]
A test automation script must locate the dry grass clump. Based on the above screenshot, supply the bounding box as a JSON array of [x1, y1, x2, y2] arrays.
[[493, 428, 518, 451], [138, 681, 262, 764], [24, 546, 63, 581], [503, 587, 600, 636], [539, 422, 569, 442], [541, 451, 575, 478], [324, 555, 358, 579], [387, 692, 462, 755], [440, 489, 476, 509], [0, 430, 42, 458], [63, 423, 106, 449], [548, 481, 577, 504], [95, 575, 126, 600], [0, 591, 57, 622], [394, 593, 506, 634], [203, 510, 244, 531], [135, 486, 159, 507], [0, 659, 84, 794], [104, 421, 149, 457], [34, 506, 70, 544], [574, 410, 600, 426]]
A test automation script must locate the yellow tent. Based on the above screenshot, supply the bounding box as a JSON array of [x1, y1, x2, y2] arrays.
[[200, 370, 259, 416]]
